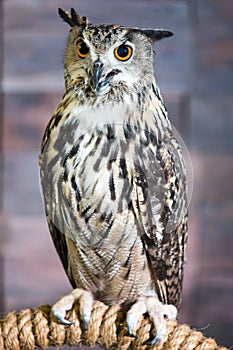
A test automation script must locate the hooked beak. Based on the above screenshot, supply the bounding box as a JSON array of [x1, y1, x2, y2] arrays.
[[92, 60, 121, 93], [92, 60, 104, 92]]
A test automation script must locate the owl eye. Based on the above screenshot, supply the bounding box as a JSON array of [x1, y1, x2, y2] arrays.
[[75, 40, 90, 59], [114, 44, 133, 61]]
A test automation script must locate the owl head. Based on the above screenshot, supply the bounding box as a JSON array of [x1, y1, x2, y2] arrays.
[[59, 8, 173, 98]]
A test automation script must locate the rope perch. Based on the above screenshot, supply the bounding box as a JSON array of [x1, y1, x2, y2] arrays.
[[0, 301, 228, 350]]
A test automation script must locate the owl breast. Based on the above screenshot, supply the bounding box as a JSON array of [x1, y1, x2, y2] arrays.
[[41, 101, 163, 303]]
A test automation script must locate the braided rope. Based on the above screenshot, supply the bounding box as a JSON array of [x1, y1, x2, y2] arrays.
[[0, 301, 228, 350]]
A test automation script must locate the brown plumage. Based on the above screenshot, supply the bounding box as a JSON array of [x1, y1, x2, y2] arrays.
[[39, 8, 188, 343]]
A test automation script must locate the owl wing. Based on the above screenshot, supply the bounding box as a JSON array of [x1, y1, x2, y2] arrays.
[[46, 215, 77, 289], [131, 130, 188, 308]]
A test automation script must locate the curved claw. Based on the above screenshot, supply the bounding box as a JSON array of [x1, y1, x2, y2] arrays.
[[126, 300, 147, 338], [126, 294, 177, 345], [151, 330, 166, 345], [143, 334, 164, 346], [82, 311, 91, 331], [53, 312, 75, 325], [129, 333, 138, 339], [127, 318, 136, 337], [51, 289, 94, 330], [51, 293, 74, 325], [52, 303, 74, 325], [127, 323, 138, 339]]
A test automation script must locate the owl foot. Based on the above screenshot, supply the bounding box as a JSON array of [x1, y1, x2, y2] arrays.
[[126, 293, 177, 344], [52, 288, 93, 329]]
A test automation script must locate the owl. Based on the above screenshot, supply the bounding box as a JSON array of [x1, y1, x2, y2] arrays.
[[39, 8, 188, 344]]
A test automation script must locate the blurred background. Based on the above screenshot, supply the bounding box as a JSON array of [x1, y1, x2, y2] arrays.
[[0, 0, 232, 348]]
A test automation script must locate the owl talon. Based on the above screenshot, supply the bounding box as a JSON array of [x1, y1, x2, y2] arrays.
[[127, 322, 138, 338], [126, 300, 147, 337], [82, 319, 89, 331], [52, 293, 74, 324], [127, 294, 177, 344], [52, 311, 75, 325], [143, 334, 163, 346], [129, 332, 138, 339], [51, 288, 94, 329], [149, 330, 166, 345], [82, 309, 92, 331]]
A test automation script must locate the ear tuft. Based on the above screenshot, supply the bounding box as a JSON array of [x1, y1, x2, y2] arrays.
[[58, 8, 73, 27], [58, 8, 89, 27], [142, 29, 174, 42]]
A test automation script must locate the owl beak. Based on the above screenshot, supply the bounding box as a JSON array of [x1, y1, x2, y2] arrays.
[[92, 60, 104, 92], [92, 60, 121, 93]]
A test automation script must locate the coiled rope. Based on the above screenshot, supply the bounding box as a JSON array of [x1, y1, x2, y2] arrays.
[[0, 301, 228, 350]]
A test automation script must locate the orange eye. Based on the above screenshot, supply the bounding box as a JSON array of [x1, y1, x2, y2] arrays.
[[114, 44, 133, 61], [75, 40, 90, 59]]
